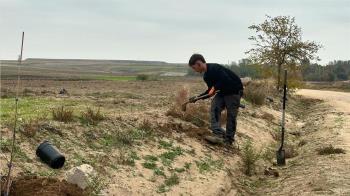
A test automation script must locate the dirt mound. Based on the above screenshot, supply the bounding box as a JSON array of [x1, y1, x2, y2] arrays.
[[1, 176, 88, 196]]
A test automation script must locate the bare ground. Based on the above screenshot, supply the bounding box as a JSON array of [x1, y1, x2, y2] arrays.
[[256, 89, 350, 195], [2, 79, 346, 195]]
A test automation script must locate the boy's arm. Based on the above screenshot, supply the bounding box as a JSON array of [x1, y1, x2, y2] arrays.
[[189, 87, 216, 103]]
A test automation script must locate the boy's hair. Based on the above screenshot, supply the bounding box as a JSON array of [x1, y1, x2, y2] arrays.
[[188, 54, 206, 66]]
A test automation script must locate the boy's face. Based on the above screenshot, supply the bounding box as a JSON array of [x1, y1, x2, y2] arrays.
[[190, 60, 205, 73]]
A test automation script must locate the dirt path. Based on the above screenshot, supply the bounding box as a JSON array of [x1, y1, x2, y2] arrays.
[[297, 89, 350, 195], [298, 89, 350, 155], [256, 89, 350, 196]]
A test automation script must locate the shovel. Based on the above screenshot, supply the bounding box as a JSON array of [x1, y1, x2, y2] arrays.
[[182, 90, 246, 112], [181, 92, 218, 112], [276, 69, 287, 166]]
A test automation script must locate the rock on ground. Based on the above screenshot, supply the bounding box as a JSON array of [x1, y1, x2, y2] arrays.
[[65, 164, 96, 189]]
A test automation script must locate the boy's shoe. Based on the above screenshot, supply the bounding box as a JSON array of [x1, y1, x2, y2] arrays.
[[204, 134, 224, 144]]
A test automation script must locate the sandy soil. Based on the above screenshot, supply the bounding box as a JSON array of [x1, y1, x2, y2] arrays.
[[0, 79, 314, 195], [297, 89, 350, 195], [257, 89, 350, 196]]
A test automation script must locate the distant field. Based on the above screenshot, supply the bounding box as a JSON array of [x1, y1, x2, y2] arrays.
[[92, 75, 137, 81], [0, 58, 187, 80], [304, 81, 350, 92]]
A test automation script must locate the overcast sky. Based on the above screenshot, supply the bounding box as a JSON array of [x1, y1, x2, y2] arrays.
[[1, 0, 349, 64]]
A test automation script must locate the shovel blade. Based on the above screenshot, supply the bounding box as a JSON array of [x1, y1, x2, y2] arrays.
[[276, 149, 286, 166], [181, 103, 187, 111]]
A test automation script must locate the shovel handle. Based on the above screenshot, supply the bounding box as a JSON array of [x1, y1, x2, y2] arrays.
[[194, 90, 220, 101]]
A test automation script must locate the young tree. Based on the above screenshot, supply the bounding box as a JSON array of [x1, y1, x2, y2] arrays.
[[246, 15, 322, 90]]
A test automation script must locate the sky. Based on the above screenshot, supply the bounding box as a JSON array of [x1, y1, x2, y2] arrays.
[[1, 0, 349, 64]]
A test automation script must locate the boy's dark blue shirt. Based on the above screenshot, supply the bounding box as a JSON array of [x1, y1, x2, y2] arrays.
[[200, 63, 243, 96]]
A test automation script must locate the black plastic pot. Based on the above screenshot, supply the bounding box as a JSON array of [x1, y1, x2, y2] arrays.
[[36, 141, 65, 169]]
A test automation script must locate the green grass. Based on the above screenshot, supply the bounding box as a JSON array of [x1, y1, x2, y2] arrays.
[[195, 156, 224, 173], [153, 167, 166, 176], [99, 128, 152, 150], [157, 173, 180, 193], [0, 138, 31, 162], [93, 75, 137, 81], [159, 147, 183, 166], [0, 97, 90, 124], [158, 140, 173, 149], [144, 155, 158, 162], [142, 162, 157, 169]]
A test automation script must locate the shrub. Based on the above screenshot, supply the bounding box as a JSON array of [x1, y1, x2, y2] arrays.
[[81, 107, 105, 125], [52, 106, 74, 122], [241, 139, 260, 176], [243, 80, 271, 105]]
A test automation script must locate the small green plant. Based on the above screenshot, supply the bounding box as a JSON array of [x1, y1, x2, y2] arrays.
[[0, 138, 11, 152], [157, 184, 169, 193], [38, 170, 57, 177], [142, 162, 157, 169], [241, 139, 261, 176], [318, 145, 345, 155], [153, 168, 165, 176], [80, 107, 105, 126], [184, 162, 192, 170], [157, 173, 180, 193], [195, 156, 224, 173], [164, 173, 180, 186], [116, 149, 137, 166], [88, 174, 106, 196], [52, 106, 74, 122], [158, 140, 173, 149], [159, 147, 183, 166], [129, 151, 141, 160], [144, 155, 158, 162]]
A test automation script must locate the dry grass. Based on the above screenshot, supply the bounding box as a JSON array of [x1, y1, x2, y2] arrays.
[[318, 145, 346, 155], [284, 144, 299, 158], [52, 106, 74, 122], [22, 119, 40, 137], [175, 86, 189, 106], [243, 80, 274, 106], [80, 107, 105, 125], [166, 86, 209, 127]]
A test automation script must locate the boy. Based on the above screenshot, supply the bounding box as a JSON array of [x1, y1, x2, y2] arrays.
[[188, 54, 243, 146]]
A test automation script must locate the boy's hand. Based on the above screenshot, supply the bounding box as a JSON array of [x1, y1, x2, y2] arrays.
[[208, 87, 216, 96], [189, 96, 198, 103]]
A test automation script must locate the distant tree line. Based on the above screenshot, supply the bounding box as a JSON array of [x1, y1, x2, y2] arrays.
[[187, 59, 350, 82], [301, 60, 350, 81]]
